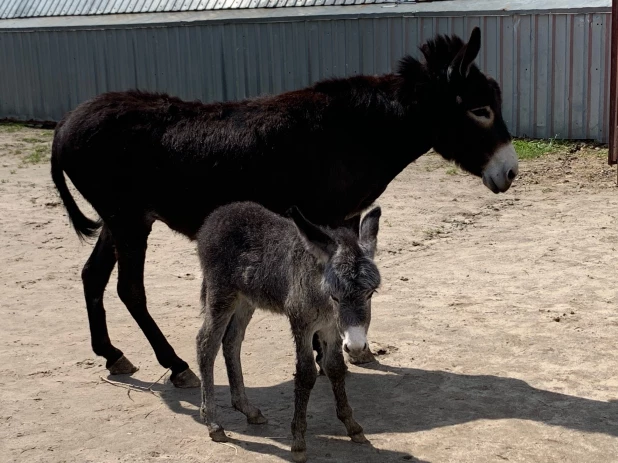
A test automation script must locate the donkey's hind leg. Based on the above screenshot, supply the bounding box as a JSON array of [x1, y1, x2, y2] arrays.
[[222, 302, 267, 424], [197, 296, 236, 442], [82, 225, 137, 375], [113, 221, 199, 388]]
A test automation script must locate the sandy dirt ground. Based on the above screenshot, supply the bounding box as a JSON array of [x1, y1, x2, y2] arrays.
[[1, 126, 618, 463]]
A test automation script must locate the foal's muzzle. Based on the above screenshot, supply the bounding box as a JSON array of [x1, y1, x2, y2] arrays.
[[342, 326, 369, 357]]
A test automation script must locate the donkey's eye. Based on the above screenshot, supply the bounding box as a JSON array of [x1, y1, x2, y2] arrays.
[[330, 295, 339, 303], [470, 107, 490, 118], [467, 106, 494, 127]]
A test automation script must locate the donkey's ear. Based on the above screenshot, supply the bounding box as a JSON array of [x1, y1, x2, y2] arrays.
[[287, 206, 336, 263], [359, 206, 381, 259], [448, 27, 481, 80], [461, 27, 481, 76]]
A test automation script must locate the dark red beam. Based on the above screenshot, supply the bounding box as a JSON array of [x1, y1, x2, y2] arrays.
[[609, 0, 618, 164]]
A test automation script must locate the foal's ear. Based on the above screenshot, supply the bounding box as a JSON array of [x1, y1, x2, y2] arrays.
[[448, 27, 481, 80], [359, 206, 381, 259], [287, 206, 337, 263]]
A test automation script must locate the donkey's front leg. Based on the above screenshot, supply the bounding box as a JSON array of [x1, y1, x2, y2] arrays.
[[291, 331, 318, 463], [197, 303, 234, 442], [321, 330, 368, 444]]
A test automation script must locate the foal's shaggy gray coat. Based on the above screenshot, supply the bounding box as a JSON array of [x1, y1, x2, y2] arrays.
[[196, 202, 381, 462]]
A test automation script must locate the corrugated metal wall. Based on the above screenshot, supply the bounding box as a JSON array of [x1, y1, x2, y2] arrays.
[[0, 12, 611, 141]]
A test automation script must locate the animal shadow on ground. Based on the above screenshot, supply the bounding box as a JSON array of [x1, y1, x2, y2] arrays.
[[113, 361, 618, 462]]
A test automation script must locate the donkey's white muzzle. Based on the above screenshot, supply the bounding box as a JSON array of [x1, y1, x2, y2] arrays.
[[342, 326, 368, 356], [482, 143, 519, 193]]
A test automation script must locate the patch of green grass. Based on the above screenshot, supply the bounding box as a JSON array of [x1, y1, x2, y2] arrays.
[[445, 167, 458, 175], [24, 145, 49, 164], [591, 146, 610, 157], [513, 139, 555, 160], [512, 137, 575, 160], [0, 122, 24, 133], [40, 130, 54, 138], [10, 169, 16, 174]]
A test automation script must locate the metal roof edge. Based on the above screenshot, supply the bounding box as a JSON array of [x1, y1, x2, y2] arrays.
[[0, 1, 611, 32]]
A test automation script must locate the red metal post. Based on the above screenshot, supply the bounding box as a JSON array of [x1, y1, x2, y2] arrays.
[[609, 0, 618, 165]]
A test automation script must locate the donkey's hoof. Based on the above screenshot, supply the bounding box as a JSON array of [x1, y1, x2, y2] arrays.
[[247, 411, 268, 425], [350, 432, 369, 444], [171, 368, 201, 388], [108, 355, 139, 375], [208, 425, 228, 442], [347, 349, 375, 365], [291, 451, 307, 463]]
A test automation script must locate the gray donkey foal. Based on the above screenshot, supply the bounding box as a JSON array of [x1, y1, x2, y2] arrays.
[[196, 201, 381, 462]]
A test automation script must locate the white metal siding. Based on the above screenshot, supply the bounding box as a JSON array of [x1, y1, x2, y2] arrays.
[[0, 12, 611, 141]]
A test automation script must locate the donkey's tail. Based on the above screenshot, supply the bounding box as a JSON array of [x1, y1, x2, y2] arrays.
[[51, 133, 102, 241]]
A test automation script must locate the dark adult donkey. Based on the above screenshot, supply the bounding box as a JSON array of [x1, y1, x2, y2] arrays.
[[51, 27, 518, 388]]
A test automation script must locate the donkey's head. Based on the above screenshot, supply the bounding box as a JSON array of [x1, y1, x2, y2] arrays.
[[399, 27, 518, 193], [288, 206, 382, 358]]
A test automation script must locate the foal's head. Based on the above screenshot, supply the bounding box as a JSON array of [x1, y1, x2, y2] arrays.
[[399, 27, 518, 193], [288, 206, 381, 357]]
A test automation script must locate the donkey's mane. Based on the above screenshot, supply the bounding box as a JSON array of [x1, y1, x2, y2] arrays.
[[397, 33, 475, 83], [96, 33, 471, 121], [420, 34, 466, 73]]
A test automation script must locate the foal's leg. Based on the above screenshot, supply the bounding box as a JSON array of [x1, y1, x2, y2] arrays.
[[82, 225, 137, 374], [197, 297, 236, 442], [113, 224, 199, 388], [320, 328, 367, 443], [222, 303, 267, 424], [290, 329, 318, 463]]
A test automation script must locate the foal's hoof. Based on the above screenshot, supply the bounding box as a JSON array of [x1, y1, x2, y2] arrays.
[[208, 424, 228, 442], [171, 368, 201, 388], [347, 349, 375, 365], [350, 432, 369, 444], [108, 355, 139, 375], [247, 411, 268, 425], [291, 451, 307, 463]]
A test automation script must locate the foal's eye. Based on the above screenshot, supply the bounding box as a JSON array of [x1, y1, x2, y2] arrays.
[[330, 295, 339, 303]]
